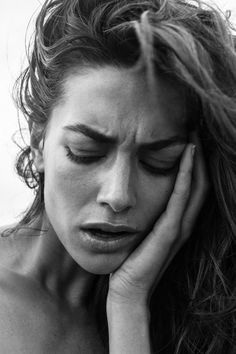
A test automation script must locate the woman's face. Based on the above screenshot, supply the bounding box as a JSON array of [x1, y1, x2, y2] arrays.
[[36, 65, 188, 274]]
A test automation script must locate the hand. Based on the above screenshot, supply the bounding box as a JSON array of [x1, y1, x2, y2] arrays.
[[107, 133, 209, 306]]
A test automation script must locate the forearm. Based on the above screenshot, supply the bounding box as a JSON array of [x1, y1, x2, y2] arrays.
[[106, 299, 152, 354]]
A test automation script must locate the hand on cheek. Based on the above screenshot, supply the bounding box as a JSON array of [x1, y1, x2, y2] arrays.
[[107, 133, 209, 306]]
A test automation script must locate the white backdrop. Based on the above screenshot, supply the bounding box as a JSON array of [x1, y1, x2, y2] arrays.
[[0, 0, 236, 225], [0, 1, 40, 225]]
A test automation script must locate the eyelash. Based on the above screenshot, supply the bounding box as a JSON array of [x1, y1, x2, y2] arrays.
[[65, 146, 178, 176], [65, 147, 104, 163]]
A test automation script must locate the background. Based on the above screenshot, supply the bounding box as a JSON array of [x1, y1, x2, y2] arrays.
[[1, 0, 236, 225]]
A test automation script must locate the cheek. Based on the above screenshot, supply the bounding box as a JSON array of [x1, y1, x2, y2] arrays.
[[43, 158, 94, 221], [140, 174, 176, 231]]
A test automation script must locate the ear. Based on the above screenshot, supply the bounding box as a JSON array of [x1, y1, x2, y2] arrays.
[[31, 139, 45, 173]]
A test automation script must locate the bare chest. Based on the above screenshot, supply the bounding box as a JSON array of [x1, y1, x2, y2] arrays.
[[0, 280, 107, 354], [0, 309, 107, 354]]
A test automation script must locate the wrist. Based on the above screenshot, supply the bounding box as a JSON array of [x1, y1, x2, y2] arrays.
[[107, 287, 149, 308], [106, 295, 150, 322], [106, 297, 151, 354]]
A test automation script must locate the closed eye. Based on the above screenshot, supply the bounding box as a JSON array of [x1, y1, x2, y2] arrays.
[[65, 146, 180, 176], [140, 159, 179, 176], [65, 146, 105, 163]]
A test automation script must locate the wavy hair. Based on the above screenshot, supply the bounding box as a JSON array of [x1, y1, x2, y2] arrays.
[[10, 0, 236, 352]]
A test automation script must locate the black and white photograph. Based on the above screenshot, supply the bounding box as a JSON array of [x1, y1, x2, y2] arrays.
[[0, 0, 236, 352]]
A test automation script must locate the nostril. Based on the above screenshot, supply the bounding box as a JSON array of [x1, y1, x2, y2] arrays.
[[97, 197, 133, 213]]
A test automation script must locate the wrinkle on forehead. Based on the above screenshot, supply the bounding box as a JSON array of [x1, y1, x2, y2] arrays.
[[53, 65, 187, 145]]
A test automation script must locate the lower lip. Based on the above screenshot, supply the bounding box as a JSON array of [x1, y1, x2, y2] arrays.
[[79, 229, 137, 252]]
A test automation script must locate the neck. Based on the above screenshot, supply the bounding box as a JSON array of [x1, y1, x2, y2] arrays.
[[23, 213, 100, 310]]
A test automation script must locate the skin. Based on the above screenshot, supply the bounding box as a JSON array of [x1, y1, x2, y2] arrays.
[[35, 65, 188, 276], [0, 65, 208, 353]]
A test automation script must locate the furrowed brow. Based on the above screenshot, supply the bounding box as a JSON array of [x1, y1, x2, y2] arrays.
[[63, 123, 117, 144], [63, 123, 187, 150], [140, 136, 187, 150]]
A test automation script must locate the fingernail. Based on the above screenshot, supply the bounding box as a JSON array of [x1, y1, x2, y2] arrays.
[[191, 144, 196, 157]]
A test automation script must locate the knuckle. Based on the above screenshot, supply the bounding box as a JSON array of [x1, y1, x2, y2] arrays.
[[176, 170, 192, 190], [173, 186, 190, 201], [179, 169, 191, 180], [160, 219, 180, 243]]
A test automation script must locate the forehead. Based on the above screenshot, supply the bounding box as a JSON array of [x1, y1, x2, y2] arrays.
[[53, 65, 187, 142]]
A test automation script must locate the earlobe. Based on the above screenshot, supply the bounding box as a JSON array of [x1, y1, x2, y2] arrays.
[[31, 139, 44, 173]]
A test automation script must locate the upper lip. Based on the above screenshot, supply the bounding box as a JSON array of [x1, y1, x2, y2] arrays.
[[81, 222, 138, 234]]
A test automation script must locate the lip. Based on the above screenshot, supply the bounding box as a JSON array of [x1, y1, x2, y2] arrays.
[[80, 222, 138, 235], [79, 228, 137, 252]]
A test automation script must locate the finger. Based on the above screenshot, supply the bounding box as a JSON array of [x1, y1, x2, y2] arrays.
[[181, 132, 210, 239], [142, 143, 196, 285], [153, 134, 209, 285], [115, 144, 195, 285], [164, 142, 195, 229]]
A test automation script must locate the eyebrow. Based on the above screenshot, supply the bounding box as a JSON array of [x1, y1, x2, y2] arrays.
[[63, 123, 187, 150]]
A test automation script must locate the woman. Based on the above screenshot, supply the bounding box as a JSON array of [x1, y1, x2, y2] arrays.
[[1, 0, 235, 352]]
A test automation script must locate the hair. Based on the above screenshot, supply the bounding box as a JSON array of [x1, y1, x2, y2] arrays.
[[7, 0, 236, 352]]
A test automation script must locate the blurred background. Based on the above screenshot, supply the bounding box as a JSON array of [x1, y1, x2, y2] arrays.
[[0, 0, 236, 225]]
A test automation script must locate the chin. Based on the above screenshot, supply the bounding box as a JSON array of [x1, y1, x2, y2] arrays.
[[75, 253, 127, 275]]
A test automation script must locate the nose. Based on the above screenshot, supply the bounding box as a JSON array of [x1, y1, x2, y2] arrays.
[[96, 155, 137, 213]]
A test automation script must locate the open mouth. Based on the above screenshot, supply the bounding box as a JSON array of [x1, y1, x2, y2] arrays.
[[86, 228, 129, 237]]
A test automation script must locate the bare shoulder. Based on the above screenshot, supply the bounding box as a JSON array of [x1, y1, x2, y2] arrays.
[[0, 223, 56, 313], [0, 255, 64, 353], [0, 225, 55, 352], [0, 224, 22, 271], [0, 223, 40, 270], [0, 225, 106, 353], [0, 265, 105, 354], [0, 228, 103, 354]]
